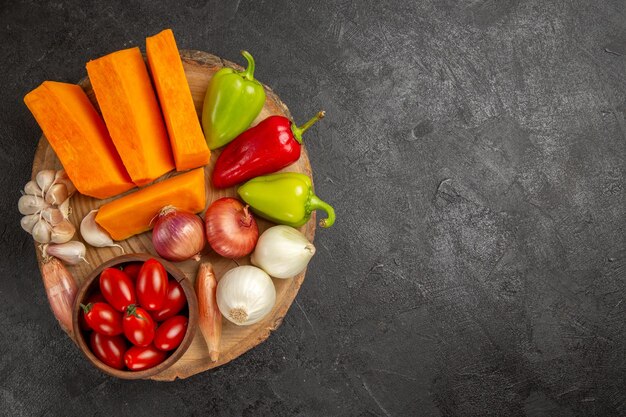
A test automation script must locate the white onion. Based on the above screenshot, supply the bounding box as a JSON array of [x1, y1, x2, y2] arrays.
[[216, 266, 276, 326], [251, 225, 316, 279]]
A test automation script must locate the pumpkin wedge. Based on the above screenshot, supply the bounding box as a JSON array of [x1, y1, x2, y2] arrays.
[[86, 47, 175, 187], [95, 168, 206, 241], [24, 81, 135, 199], [146, 29, 210, 171]]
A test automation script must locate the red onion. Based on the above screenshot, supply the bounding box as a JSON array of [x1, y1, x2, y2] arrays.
[[204, 198, 259, 258], [152, 206, 205, 262]]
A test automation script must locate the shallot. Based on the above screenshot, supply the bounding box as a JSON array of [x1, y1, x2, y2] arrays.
[[196, 262, 221, 362], [41, 256, 78, 336]]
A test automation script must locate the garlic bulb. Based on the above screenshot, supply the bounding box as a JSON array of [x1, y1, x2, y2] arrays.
[[42, 242, 88, 265], [251, 225, 316, 279], [216, 266, 276, 326], [50, 220, 75, 244], [80, 210, 123, 252]]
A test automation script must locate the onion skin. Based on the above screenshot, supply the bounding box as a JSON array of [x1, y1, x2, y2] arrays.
[[41, 257, 78, 338], [204, 198, 259, 258], [152, 206, 206, 262], [196, 262, 221, 362]]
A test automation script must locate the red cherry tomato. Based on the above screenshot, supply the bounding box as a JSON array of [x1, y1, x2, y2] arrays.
[[154, 315, 188, 351], [100, 268, 136, 312], [90, 332, 126, 369], [151, 280, 187, 322], [79, 293, 105, 331], [81, 302, 123, 336], [123, 305, 155, 347], [124, 345, 167, 371], [136, 259, 168, 311], [122, 262, 142, 282]]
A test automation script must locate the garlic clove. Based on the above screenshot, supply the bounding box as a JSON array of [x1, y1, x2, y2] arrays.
[[18, 195, 49, 215], [36, 170, 56, 197], [44, 183, 68, 205], [42, 242, 88, 265], [21, 214, 39, 234], [58, 198, 71, 220], [80, 210, 124, 252], [50, 220, 76, 244], [24, 180, 42, 196], [54, 170, 76, 197], [41, 207, 65, 226], [251, 225, 316, 279], [32, 219, 52, 244]]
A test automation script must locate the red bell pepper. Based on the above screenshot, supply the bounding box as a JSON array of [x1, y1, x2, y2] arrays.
[[211, 111, 325, 188]]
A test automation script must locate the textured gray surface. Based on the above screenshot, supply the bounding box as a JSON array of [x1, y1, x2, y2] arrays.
[[1, 0, 625, 416]]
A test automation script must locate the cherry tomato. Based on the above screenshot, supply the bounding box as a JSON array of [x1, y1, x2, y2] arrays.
[[122, 262, 142, 282], [154, 315, 188, 351], [100, 268, 136, 312], [123, 305, 155, 347], [150, 280, 187, 322], [124, 344, 167, 371], [81, 302, 123, 336], [136, 259, 168, 311], [90, 332, 127, 370], [79, 293, 105, 331]]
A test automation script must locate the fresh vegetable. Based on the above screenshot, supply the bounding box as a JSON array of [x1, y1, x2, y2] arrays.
[[202, 51, 266, 149], [41, 207, 64, 226], [23, 82, 135, 199], [100, 268, 136, 312], [80, 210, 124, 252], [238, 172, 336, 228], [90, 332, 127, 370], [216, 266, 276, 326], [122, 263, 143, 282], [123, 305, 156, 347], [41, 256, 78, 335], [124, 344, 167, 371], [212, 111, 325, 188], [79, 293, 106, 331], [154, 315, 188, 351], [86, 47, 174, 186], [251, 225, 316, 279], [42, 242, 88, 265], [49, 220, 75, 244], [136, 259, 168, 311], [152, 206, 205, 262], [95, 168, 206, 241], [146, 29, 211, 171], [204, 198, 259, 258], [151, 280, 187, 322], [18, 195, 48, 215], [80, 302, 123, 336], [31, 219, 52, 244], [196, 262, 221, 362]]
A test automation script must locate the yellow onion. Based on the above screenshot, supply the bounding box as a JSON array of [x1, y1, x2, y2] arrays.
[[152, 206, 205, 262]]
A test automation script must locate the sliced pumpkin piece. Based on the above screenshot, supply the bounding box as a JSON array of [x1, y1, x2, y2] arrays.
[[86, 47, 175, 186], [146, 29, 210, 171], [95, 168, 206, 240], [24, 81, 135, 199]]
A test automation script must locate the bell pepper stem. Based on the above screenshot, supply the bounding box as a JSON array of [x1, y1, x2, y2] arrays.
[[308, 194, 335, 228], [240, 50, 256, 81], [292, 111, 325, 144]]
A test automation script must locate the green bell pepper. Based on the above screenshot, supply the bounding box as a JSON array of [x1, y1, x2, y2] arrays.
[[202, 51, 266, 150], [238, 172, 336, 228]]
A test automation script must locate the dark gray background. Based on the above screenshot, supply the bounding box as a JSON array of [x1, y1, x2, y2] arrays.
[[1, 0, 625, 416]]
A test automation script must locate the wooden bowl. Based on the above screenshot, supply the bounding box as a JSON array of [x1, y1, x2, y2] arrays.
[[72, 253, 198, 380]]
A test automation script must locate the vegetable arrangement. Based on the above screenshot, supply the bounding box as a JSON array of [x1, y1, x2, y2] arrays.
[[80, 258, 189, 371], [20, 28, 336, 375]]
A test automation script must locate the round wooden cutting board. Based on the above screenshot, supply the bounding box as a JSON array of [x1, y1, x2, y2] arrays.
[[31, 50, 316, 381]]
